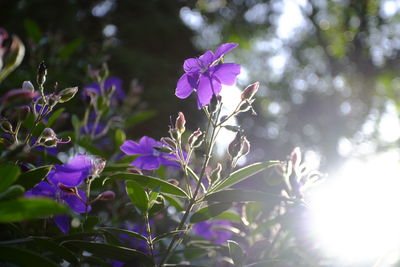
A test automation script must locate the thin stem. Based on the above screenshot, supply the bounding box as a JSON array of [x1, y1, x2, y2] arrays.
[[144, 212, 156, 266]]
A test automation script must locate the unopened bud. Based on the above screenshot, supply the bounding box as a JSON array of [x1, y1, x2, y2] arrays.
[[22, 81, 34, 92], [240, 136, 250, 157], [167, 179, 179, 186], [17, 105, 30, 121], [128, 168, 143, 175], [92, 157, 106, 176], [154, 145, 174, 154], [290, 147, 301, 169], [175, 112, 186, 135], [210, 163, 222, 184], [241, 82, 259, 100], [37, 61, 47, 86], [0, 120, 13, 133], [238, 101, 251, 112], [41, 128, 56, 140], [59, 87, 78, 103], [228, 133, 242, 159], [58, 183, 78, 194], [47, 94, 61, 107], [161, 137, 176, 148], [188, 128, 203, 148], [99, 63, 109, 81], [98, 190, 115, 200]]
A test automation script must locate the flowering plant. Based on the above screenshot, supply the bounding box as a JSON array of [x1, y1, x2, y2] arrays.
[[0, 32, 322, 267]]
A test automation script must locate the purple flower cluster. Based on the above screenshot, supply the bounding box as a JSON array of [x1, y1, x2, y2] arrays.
[[120, 136, 178, 170], [25, 155, 94, 233], [176, 43, 241, 109], [82, 77, 125, 104]]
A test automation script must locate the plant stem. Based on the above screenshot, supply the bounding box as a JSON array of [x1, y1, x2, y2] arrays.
[[144, 212, 156, 266]]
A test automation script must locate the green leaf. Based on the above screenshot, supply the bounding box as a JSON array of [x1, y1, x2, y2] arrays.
[[190, 203, 231, 223], [210, 161, 279, 192], [162, 194, 184, 211], [212, 210, 242, 223], [59, 38, 83, 60], [152, 230, 186, 243], [109, 172, 188, 198], [125, 110, 156, 127], [114, 128, 126, 147], [32, 237, 78, 264], [0, 198, 69, 223], [16, 165, 52, 190], [0, 184, 25, 200], [228, 240, 246, 267], [62, 241, 152, 265], [0, 164, 20, 192], [98, 227, 147, 241], [46, 108, 65, 127], [23, 19, 42, 43], [0, 245, 58, 267], [205, 189, 289, 203], [126, 180, 149, 212]]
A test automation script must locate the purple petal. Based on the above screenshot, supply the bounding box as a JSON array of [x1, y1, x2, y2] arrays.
[[130, 155, 160, 170], [198, 51, 215, 67], [183, 58, 202, 73], [176, 73, 198, 99], [61, 189, 90, 213], [193, 220, 232, 244], [139, 136, 162, 150], [48, 155, 92, 187], [121, 140, 149, 155], [159, 155, 180, 167], [210, 63, 241, 86], [104, 77, 125, 100], [53, 214, 70, 234], [82, 83, 100, 98], [196, 73, 222, 109], [25, 181, 56, 198], [213, 43, 238, 60]]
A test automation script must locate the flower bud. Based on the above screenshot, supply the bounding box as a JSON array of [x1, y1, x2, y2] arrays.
[[98, 190, 115, 200], [228, 133, 242, 159], [43, 139, 58, 147], [40, 128, 56, 140], [161, 137, 176, 148], [167, 179, 179, 186], [210, 163, 222, 184], [224, 125, 241, 132], [154, 145, 174, 154], [188, 128, 202, 148], [58, 183, 78, 194], [290, 147, 301, 168], [128, 168, 143, 175], [92, 157, 106, 176], [241, 82, 259, 100], [175, 112, 186, 135], [0, 119, 13, 133], [58, 87, 78, 103], [37, 61, 47, 86], [22, 81, 34, 92], [47, 94, 61, 107], [17, 105, 30, 121]]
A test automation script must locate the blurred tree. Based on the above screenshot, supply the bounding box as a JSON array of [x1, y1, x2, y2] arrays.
[[182, 0, 400, 173]]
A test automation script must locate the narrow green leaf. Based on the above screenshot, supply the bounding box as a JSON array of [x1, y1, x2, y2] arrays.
[[162, 194, 185, 211], [126, 180, 149, 212], [153, 230, 185, 243], [23, 19, 42, 43], [46, 108, 65, 127], [114, 128, 126, 147], [212, 210, 242, 223], [205, 189, 289, 203], [16, 165, 52, 190], [0, 198, 69, 223], [0, 164, 20, 192], [99, 227, 147, 241], [190, 203, 231, 223], [210, 161, 279, 192], [0, 245, 58, 267], [228, 240, 246, 267], [32, 237, 78, 264], [62, 241, 152, 265], [109, 172, 188, 198]]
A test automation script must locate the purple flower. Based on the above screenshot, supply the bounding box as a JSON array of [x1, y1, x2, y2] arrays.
[[176, 43, 241, 109], [192, 220, 233, 245], [25, 154, 94, 233], [82, 77, 125, 104], [120, 136, 179, 170]]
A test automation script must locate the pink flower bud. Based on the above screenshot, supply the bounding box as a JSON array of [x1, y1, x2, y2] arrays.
[[241, 82, 259, 100], [175, 112, 186, 135], [98, 190, 115, 201], [188, 128, 202, 148]]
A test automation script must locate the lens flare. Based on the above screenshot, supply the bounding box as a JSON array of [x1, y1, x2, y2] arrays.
[[307, 152, 400, 265]]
